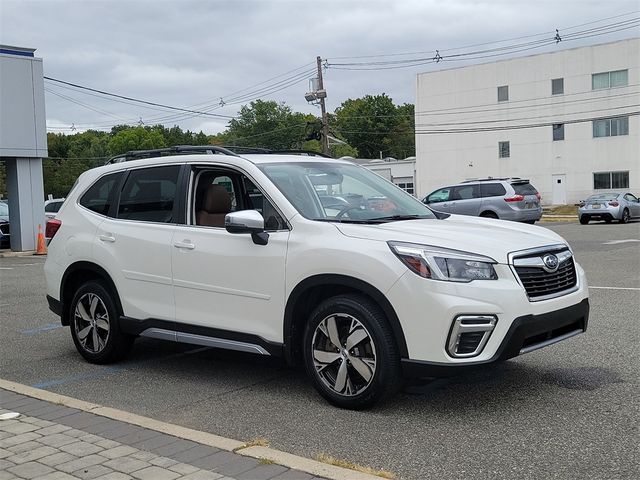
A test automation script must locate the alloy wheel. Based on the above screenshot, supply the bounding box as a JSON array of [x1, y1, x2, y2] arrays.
[[311, 313, 377, 396], [74, 293, 110, 353]]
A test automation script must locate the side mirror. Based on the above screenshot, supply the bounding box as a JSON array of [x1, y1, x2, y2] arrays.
[[225, 210, 269, 245]]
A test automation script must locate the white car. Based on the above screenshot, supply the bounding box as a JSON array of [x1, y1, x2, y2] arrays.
[[44, 198, 65, 220], [44, 150, 590, 409]]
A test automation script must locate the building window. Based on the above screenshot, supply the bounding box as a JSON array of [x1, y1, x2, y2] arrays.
[[397, 182, 414, 195], [498, 141, 510, 158], [551, 78, 564, 95], [497, 85, 509, 102], [592, 69, 628, 90], [553, 123, 565, 141], [593, 171, 629, 189], [593, 116, 629, 137]]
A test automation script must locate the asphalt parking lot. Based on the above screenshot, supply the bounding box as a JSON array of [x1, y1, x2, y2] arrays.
[[1, 221, 639, 480]]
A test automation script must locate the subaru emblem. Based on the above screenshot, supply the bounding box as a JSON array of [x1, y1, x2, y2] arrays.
[[542, 254, 559, 272]]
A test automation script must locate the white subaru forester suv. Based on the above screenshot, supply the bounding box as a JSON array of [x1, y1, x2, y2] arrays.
[[44, 149, 589, 409]]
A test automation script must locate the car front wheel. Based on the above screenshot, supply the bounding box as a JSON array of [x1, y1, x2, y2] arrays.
[[303, 294, 401, 409], [69, 281, 134, 364], [579, 216, 589, 225]]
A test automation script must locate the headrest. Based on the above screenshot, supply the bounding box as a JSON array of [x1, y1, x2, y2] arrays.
[[203, 184, 232, 214]]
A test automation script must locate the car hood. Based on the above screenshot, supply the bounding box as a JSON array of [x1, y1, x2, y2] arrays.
[[334, 215, 567, 264]]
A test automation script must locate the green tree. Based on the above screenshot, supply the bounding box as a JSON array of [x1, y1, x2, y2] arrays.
[[223, 100, 311, 150], [333, 94, 414, 159], [108, 127, 166, 156]]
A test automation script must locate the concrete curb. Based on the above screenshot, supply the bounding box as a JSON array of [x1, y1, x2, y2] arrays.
[[0, 378, 386, 480], [0, 250, 40, 258], [239, 446, 383, 480]]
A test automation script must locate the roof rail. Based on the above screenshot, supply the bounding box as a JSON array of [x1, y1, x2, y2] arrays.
[[106, 145, 239, 164], [460, 177, 524, 183], [223, 146, 331, 158], [268, 150, 332, 158]]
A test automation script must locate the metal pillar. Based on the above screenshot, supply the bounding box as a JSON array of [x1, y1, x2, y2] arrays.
[[5, 158, 45, 251]]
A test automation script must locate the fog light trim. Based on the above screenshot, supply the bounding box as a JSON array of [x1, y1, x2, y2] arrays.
[[447, 315, 497, 358]]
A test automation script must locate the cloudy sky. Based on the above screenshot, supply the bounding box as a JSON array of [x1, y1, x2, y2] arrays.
[[1, 0, 638, 135]]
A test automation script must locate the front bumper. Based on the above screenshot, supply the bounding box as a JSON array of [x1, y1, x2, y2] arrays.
[[403, 298, 589, 377]]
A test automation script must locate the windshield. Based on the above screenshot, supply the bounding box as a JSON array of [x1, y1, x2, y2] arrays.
[[258, 162, 436, 223], [0, 202, 8, 217]]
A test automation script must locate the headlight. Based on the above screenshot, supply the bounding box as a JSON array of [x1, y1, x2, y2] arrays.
[[388, 241, 498, 282]]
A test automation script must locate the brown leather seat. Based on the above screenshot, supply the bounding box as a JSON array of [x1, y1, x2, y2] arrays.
[[196, 185, 232, 227]]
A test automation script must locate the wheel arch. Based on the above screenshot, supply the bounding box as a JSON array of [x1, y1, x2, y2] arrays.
[[283, 274, 409, 365], [60, 261, 122, 326]]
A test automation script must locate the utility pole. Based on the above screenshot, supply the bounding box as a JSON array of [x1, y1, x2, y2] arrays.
[[316, 56, 329, 155]]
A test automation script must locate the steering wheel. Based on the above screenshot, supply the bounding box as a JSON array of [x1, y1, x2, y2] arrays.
[[336, 205, 362, 218]]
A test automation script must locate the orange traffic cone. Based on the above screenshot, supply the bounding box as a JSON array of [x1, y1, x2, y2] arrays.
[[35, 224, 47, 255]]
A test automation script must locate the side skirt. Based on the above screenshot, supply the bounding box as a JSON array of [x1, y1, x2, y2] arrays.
[[119, 316, 284, 357]]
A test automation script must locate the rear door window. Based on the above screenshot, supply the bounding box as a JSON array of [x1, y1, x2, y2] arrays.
[[117, 165, 181, 223], [512, 182, 538, 195], [451, 184, 480, 200], [79, 172, 123, 217], [480, 183, 507, 198]]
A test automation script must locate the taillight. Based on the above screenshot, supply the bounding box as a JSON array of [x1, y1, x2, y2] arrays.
[[504, 195, 525, 203], [535, 192, 541, 200], [608, 201, 619, 207], [45, 219, 62, 239]]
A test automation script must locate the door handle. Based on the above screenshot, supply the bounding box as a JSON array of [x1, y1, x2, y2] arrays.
[[173, 241, 195, 250], [99, 234, 115, 243]]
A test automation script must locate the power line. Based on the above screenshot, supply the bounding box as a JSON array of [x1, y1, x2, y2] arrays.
[[44, 76, 237, 119], [326, 17, 639, 70]]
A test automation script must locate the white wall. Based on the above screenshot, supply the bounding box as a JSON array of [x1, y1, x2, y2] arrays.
[[415, 38, 640, 204]]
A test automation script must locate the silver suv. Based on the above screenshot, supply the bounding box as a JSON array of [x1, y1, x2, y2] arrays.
[[422, 178, 543, 224]]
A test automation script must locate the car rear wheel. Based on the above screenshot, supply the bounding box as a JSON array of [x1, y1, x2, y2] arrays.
[[480, 211, 499, 219], [620, 209, 630, 224], [303, 294, 401, 410], [579, 216, 590, 225], [69, 281, 134, 364]]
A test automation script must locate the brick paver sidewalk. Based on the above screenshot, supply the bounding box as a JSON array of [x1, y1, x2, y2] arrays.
[[0, 388, 325, 480]]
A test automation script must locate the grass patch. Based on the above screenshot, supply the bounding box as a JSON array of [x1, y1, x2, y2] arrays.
[[233, 437, 270, 452], [258, 457, 275, 465], [313, 452, 396, 479], [545, 204, 578, 215]]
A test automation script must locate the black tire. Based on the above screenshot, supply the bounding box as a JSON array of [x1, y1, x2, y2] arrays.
[[302, 294, 402, 410], [604, 217, 612, 224], [523, 220, 536, 224], [480, 211, 499, 219], [579, 216, 589, 225], [69, 281, 134, 364], [620, 209, 630, 224]]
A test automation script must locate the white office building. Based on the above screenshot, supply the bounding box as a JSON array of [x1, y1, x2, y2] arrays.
[[415, 38, 639, 204]]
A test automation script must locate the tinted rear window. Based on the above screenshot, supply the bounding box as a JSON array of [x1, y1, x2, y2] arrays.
[[587, 193, 618, 201], [117, 165, 181, 223], [481, 183, 507, 197], [80, 172, 122, 216], [512, 182, 538, 195]]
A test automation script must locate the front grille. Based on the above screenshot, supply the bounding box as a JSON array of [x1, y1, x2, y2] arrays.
[[514, 254, 577, 300]]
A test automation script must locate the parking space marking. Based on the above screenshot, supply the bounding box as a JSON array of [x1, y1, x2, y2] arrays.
[[603, 239, 640, 245], [30, 346, 210, 389], [589, 286, 640, 291], [0, 267, 13, 270], [21, 323, 66, 335]]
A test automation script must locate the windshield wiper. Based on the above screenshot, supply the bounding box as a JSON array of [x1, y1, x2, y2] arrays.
[[368, 214, 430, 222], [315, 218, 383, 224]]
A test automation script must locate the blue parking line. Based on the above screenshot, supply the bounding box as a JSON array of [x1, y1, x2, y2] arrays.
[[30, 346, 209, 389], [32, 367, 123, 389], [20, 323, 65, 335]]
